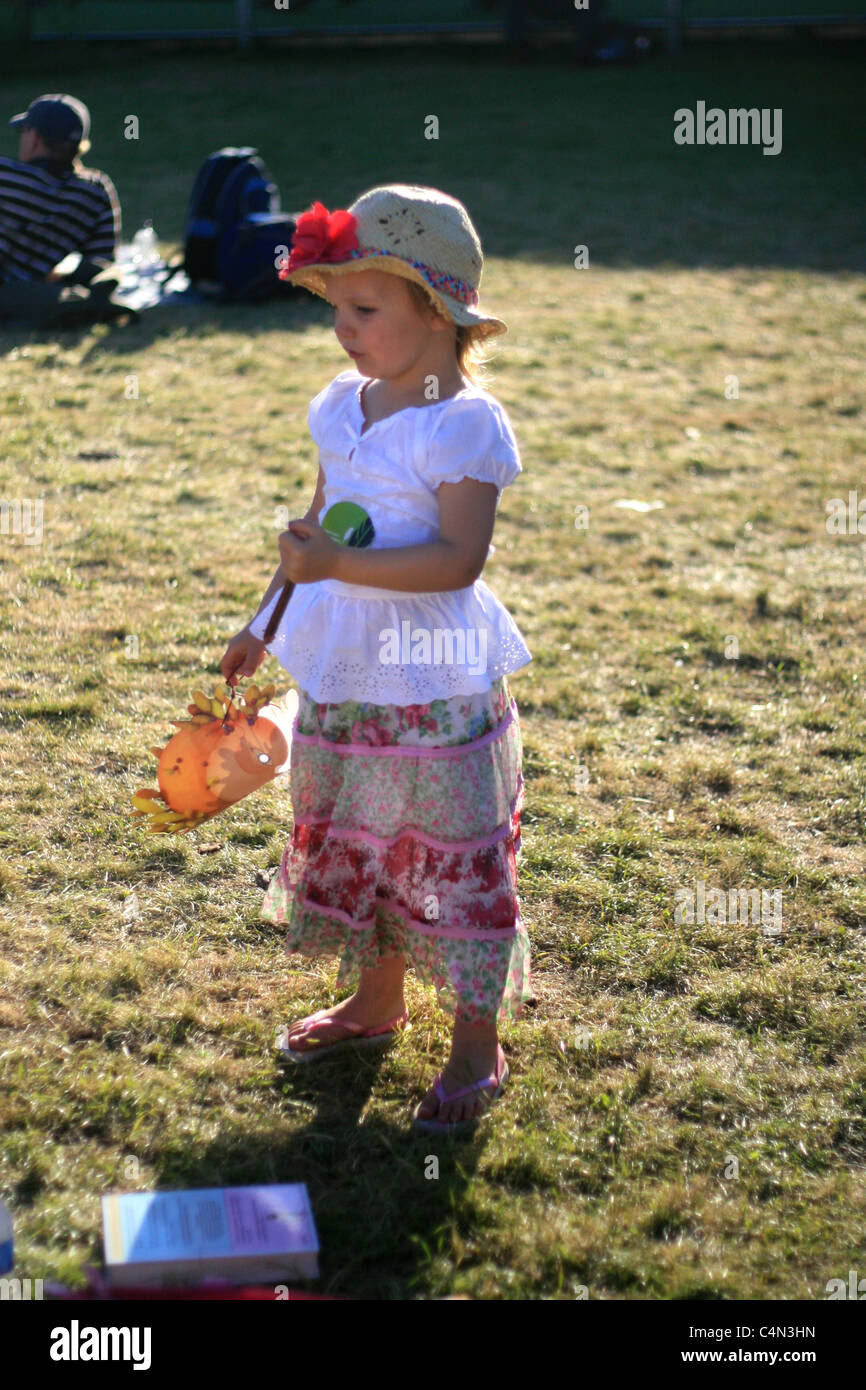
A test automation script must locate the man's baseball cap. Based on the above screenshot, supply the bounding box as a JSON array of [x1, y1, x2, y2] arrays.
[[9, 94, 91, 154]]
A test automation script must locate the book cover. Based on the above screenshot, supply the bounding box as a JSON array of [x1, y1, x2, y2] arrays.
[[102, 1184, 319, 1287]]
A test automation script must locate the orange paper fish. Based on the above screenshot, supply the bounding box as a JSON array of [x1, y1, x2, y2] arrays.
[[130, 683, 298, 834]]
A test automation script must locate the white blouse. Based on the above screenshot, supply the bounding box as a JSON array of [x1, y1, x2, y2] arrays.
[[248, 369, 532, 705]]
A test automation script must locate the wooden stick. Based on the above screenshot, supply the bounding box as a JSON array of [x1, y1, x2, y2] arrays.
[[262, 580, 294, 644]]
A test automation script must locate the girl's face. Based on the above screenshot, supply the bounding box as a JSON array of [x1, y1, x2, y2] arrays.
[[327, 269, 448, 380]]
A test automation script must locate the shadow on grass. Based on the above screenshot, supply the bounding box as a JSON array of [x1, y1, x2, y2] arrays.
[[143, 1045, 487, 1298], [1, 31, 864, 368], [1, 39, 864, 302], [0, 284, 327, 359]]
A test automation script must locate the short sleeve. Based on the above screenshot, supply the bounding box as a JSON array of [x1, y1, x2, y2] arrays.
[[424, 396, 522, 494], [307, 370, 358, 448]]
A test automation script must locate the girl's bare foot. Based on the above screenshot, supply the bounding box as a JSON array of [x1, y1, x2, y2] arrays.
[[284, 956, 406, 1053], [415, 1018, 503, 1125]]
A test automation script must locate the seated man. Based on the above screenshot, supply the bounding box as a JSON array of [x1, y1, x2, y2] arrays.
[[0, 93, 123, 325]]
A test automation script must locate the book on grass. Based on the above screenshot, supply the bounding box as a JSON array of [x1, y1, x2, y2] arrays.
[[102, 1184, 319, 1288]]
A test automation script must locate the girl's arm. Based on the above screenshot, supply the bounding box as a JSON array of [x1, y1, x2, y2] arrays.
[[333, 477, 498, 592], [303, 464, 327, 525]]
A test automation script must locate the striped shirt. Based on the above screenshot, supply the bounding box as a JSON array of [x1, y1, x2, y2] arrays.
[[0, 155, 121, 283]]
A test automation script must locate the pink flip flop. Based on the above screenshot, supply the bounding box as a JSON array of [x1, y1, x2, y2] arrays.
[[411, 1045, 509, 1135], [275, 1007, 410, 1064]]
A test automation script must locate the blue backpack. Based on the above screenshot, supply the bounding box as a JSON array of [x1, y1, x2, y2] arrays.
[[183, 147, 299, 301]]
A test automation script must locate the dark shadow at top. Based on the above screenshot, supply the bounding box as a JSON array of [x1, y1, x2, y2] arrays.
[[0, 35, 862, 341]]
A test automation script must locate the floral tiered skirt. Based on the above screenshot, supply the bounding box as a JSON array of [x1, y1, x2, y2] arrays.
[[258, 674, 531, 1025]]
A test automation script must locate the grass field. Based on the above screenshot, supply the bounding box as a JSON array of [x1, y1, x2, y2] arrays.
[[1, 40, 865, 1300]]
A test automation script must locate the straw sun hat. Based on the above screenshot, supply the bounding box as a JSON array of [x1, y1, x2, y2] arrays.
[[279, 183, 507, 341]]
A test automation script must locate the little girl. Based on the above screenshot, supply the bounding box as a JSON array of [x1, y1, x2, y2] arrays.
[[220, 183, 533, 1135]]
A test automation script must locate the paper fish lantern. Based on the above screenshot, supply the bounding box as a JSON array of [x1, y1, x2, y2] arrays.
[[130, 683, 299, 834]]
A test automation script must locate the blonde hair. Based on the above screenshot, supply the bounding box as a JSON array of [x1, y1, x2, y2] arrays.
[[405, 279, 494, 388]]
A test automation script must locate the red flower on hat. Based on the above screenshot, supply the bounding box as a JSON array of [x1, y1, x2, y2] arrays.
[[281, 201, 359, 278]]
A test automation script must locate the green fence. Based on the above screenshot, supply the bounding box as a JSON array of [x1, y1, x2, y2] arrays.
[[3, 0, 864, 45]]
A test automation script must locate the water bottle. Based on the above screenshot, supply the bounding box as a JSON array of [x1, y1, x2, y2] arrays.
[[0, 1198, 12, 1274], [130, 221, 163, 307], [132, 220, 160, 269]]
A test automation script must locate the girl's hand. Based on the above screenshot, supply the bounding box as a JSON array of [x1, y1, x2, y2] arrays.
[[278, 519, 339, 584], [220, 627, 266, 688]]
